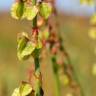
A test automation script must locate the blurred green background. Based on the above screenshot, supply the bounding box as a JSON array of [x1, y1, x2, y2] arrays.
[[0, 0, 96, 96]]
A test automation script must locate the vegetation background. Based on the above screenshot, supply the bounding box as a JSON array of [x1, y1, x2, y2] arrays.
[[0, 0, 96, 96]]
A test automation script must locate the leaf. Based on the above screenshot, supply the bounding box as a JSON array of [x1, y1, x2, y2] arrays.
[[17, 32, 36, 60], [21, 42, 36, 57], [11, 82, 32, 96], [12, 88, 20, 96], [17, 32, 29, 52], [18, 41, 36, 60], [11, 2, 25, 20], [16, 2, 25, 19], [25, 6, 39, 20], [19, 82, 32, 96], [39, 2, 52, 19]]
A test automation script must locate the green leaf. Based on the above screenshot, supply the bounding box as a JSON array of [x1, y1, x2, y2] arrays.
[[39, 2, 52, 19], [11, 2, 25, 20], [18, 41, 36, 60], [12, 88, 20, 96], [11, 82, 32, 96], [19, 82, 32, 96], [16, 2, 25, 19], [17, 32, 36, 60], [21, 42, 36, 57], [17, 32, 29, 52], [25, 6, 39, 20]]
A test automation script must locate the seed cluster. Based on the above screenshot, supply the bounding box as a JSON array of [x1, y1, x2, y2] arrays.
[[11, 0, 52, 96], [11, 0, 84, 96]]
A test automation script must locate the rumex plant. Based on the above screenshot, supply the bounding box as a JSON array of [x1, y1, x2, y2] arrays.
[[11, 0, 85, 96], [47, 0, 84, 96], [11, 0, 52, 96]]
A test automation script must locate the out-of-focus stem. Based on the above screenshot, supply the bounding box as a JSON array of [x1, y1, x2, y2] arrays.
[[56, 15, 85, 96], [51, 55, 61, 96], [48, 0, 84, 96]]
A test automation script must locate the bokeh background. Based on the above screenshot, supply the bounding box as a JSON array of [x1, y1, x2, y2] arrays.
[[0, 0, 96, 96]]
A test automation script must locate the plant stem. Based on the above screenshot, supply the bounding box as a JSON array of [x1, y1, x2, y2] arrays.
[[52, 5, 84, 96], [32, 0, 43, 96], [58, 34, 84, 96], [32, 0, 37, 28], [58, 31, 84, 96], [34, 57, 42, 96], [34, 57, 40, 71], [51, 55, 61, 96]]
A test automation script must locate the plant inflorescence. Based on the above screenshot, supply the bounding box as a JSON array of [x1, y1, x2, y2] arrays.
[[11, 0, 85, 96], [11, 0, 52, 96]]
